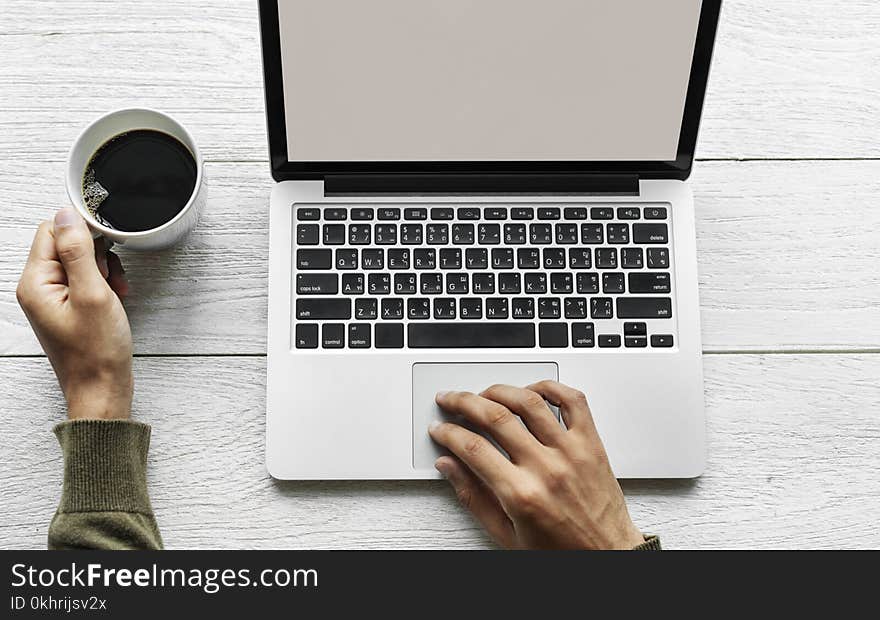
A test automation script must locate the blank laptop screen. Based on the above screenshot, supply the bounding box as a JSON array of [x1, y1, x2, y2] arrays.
[[277, 0, 702, 162]]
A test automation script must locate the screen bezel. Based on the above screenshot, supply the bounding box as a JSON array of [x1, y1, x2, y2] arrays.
[[259, 0, 721, 182]]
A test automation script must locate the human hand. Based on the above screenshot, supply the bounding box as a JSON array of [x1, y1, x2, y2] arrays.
[[17, 208, 133, 420], [430, 381, 644, 550]]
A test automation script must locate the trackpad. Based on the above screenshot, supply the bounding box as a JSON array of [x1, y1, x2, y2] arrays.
[[412, 362, 558, 470]]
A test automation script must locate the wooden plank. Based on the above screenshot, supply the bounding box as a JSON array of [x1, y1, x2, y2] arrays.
[[1, 159, 878, 355], [0, 0, 878, 161], [1, 354, 878, 549]]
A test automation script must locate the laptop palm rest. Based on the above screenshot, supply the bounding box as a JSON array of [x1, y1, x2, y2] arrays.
[[411, 362, 559, 470]]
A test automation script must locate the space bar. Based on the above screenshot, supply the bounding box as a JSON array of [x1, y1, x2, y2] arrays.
[[408, 323, 536, 348]]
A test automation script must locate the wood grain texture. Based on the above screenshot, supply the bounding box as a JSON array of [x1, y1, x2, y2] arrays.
[[0, 0, 878, 162], [1, 354, 878, 550]]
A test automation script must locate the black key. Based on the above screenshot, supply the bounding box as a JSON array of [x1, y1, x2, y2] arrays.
[[590, 207, 613, 220], [457, 206, 481, 220], [413, 248, 436, 270], [595, 248, 618, 269], [465, 248, 488, 269], [576, 272, 599, 294], [408, 298, 431, 320], [349, 323, 372, 348], [434, 298, 456, 319], [504, 223, 527, 245], [511, 207, 534, 220], [633, 223, 668, 244], [624, 322, 647, 336], [394, 273, 417, 295], [538, 207, 561, 220], [297, 274, 338, 295], [564, 207, 587, 220], [556, 224, 578, 244], [355, 298, 378, 320], [348, 224, 371, 245], [323, 223, 346, 245], [524, 273, 547, 294], [581, 224, 604, 244], [602, 272, 625, 294], [401, 224, 423, 245], [460, 298, 483, 319], [629, 272, 671, 294], [571, 323, 595, 348], [430, 207, 454, 220], [446, 273, 469, 294], [342, 273, 364, 295], [408, 323, 535, 348], [617, 297, 673, 318], [621, 248, 644, 269], [492, 248, 514, 269], [324, 207, 347, 221], [499, 272, 521, 294], [472, 273, 495, 294], [511, 297, 535, 319], [426, 224, 448, 245], [335, 249, 358, 270], [543, 248, 566, 269], [538, 297, 561, 319], [647, 247, 669, 269], [295, 324, 318, 349], [486, 298, 509, 319], [484, 207, 508, 220], [564, 297, 587, 319], [388, 249, 410, 269], [606, 224, 629, 244], [590, 297, 614, 319], [381, 298, 404, 319], [296, 207, 320, 221], [517, 248, 540, 269], [322, 323, 345, 349], [375, 224, 397, 245], [539, 323, 568, 348], [297, 224, 320, 245], [368, 273, 391, 295], [478, 224, 501, 245], [404, 208, 427, 221], [598, 334, 621, 348], [625, 335, 648, 348], [378, 207, 401, 220], [452, 223, 475, 244], [530, 224, 552, 244], [361, 249, 384, 270], [296, 298, 351, 320], [440, 248, 462, 269], [644, 206, 668, 220], [376, 323, 404, 348], [551, 272, 573, 294], [569, 248, 592, 269], [351, 207, 374, 221], [420, 273, 443, 294], [617, 206, 640, 220], [651, 334, 675, 348]]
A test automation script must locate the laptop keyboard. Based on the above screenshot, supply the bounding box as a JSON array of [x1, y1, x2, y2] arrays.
[[292, 204, 675, 350]]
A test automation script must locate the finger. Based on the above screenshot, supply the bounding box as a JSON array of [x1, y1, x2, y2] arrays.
[[479, 384, 565, 446], [428, 420, 516, 491], [52, 208, 107, 296], [526, 380, 596, 434], [436, 390, 540, 461], [24, 221, 59, 271], [106, 252, 130, 299], [94, 238, 109, 279], [435, 456, 516, 548]]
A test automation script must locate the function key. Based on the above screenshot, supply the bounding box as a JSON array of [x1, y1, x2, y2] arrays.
[[377, 207, 401, 220], [404, 207, 428, 221], [563, 207, 587, 220], [598, 334, 621, 348], [617, 206, 641, 220], [296, 207, 320, 221], [430, 207, 454, 220], [324, 207, 347, 221], [484, 207, 508, 220], [644, 206, 668, 220], [457, 206, 481, 220], [351, 207, 374, 221], [511, 207, 535, 220], [537, 207, 561, 220], [295, 324, 318, 349], [590, 207, 614, 220], [651, 334, 675, 348]]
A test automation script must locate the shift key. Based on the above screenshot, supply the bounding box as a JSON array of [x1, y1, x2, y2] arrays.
[[296, 298, 351, 320], [616, 297, 672, 318]]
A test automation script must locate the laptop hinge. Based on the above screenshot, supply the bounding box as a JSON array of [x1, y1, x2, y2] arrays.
[[323, 173, 639, 196]]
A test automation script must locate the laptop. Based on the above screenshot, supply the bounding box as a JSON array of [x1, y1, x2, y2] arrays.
[[260, 0, 721, 479]]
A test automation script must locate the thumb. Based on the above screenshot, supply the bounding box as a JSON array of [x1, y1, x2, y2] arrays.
[[53, 208, 106, 294]]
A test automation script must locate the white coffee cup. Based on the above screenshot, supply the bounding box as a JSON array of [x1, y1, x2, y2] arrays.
[[66, 108, 206, 250]]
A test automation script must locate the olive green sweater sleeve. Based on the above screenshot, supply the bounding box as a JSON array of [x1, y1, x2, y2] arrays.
[[49, 419, 163, 550]]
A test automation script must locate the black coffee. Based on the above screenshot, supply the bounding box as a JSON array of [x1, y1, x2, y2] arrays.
[[82, 129, 197, 232]]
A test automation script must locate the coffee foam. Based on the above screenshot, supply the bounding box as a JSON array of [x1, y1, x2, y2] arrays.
[[81, 167, 111, 224]]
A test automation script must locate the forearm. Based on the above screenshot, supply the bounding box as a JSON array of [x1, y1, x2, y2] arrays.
[[49, 419, 163, 550]]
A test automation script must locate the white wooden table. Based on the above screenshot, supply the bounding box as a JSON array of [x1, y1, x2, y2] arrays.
[[1, 1, 879, 549]]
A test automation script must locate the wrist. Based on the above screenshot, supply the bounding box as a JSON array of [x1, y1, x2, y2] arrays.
[[64, 375, 133, 421]]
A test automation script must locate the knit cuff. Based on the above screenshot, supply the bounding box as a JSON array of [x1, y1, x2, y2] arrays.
[[632, 535, 662, 551], [53, 419, 153, 515]]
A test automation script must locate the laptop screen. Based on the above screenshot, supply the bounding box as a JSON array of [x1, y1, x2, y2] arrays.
[[277, 0, 703, 163]]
